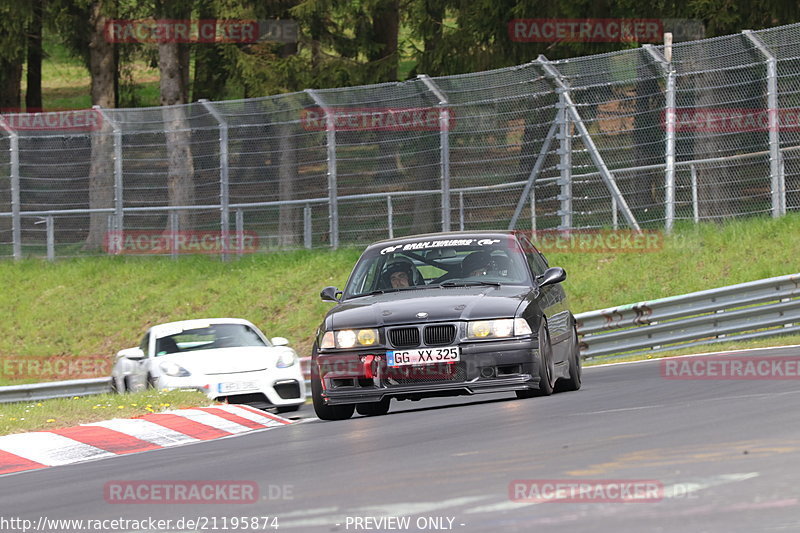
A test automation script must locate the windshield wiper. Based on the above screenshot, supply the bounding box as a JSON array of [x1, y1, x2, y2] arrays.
[[439, 280, 501, 288]]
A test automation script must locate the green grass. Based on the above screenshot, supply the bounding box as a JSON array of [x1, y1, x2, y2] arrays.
[[0, 214, 797, 388], [0, 389, 212, 436]]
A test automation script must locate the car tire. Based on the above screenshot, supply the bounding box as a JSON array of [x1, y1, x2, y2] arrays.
[[356, 398, 390, 417], [276, 405, 301, 414], [555, 324, 582, 393], [146, 373, 157, 390], [311, 366, 355, 421], [517, 320, 554, 398]]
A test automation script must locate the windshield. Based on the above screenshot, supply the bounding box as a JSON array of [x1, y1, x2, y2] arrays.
[[154, 323, 267, 356], [343, 236, 531, 299]]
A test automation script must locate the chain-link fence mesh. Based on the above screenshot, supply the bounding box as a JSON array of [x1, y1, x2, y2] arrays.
[[2, 23, 800, 259]]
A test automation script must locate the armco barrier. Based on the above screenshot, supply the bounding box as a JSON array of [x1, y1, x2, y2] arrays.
[[1, 274, 797, 403], [575, 273, 800, 359], [0, 378, 111, 404]]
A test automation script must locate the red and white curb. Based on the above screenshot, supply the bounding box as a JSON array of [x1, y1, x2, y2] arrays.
[[0, 405, 292, 476]]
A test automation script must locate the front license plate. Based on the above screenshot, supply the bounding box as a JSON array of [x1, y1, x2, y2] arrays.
[[387, 346, 460, 367], [218, 381, 259, 394]]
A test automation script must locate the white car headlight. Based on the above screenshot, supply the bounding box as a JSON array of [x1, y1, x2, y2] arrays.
[[467, 318, 531, 339], [159, 361, 191, 377], [276, 351, 297, 368]]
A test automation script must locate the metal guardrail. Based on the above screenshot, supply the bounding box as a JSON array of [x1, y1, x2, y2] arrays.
[[575, 273, 800, 359], [0, 378, 111, 404], [1, 274, 798, 404]]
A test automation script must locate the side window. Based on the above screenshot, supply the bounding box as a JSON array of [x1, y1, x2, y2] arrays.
[[139, 332, 150, 355], [517, 235, 547, 276]]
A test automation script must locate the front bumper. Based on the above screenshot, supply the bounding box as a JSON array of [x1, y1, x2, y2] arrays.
[[157, 367, 306, 408], [316, 337, 540, 405]]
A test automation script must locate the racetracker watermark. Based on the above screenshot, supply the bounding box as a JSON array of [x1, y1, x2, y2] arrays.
[[508, 19, 663, 43], [0, 357, 110, 381], [104, 19, 298, 43], [514, 229, 663, 253], [104, 231, 259, 255], [663, 108, 800, 132], [300, 107, 455, 132], [104, 481, 293, 504], [0, 108, 102, 132], [661, 356, 800, 380], [509, 480, 672, 503]]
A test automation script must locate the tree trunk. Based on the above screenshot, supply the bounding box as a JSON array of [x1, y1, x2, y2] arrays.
[[25, 0, 43, 111], [160, 40, 195, 231], [370, 0, 399, 82], [83, 0, 116, 250], [0, 60, 22, 110]]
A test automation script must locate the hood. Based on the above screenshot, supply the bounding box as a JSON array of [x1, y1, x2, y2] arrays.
[[326, 285, 531, 329], [152, 346, 284, 375]]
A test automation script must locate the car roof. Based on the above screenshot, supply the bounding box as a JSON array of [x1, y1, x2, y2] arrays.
[[149, 318, 255, 337]]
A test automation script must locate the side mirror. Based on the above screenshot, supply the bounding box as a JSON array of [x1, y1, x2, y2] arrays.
[[117, 347, 145, 360], [537, 267, 566, 288], [271, 337, 289, 347], [320, 286, 342, 302]]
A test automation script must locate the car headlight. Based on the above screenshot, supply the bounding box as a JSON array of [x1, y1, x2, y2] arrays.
[[467, 318, 531, 339], [320, 329, 380, 349], [159, 361, 191, 377], [276, 351, 297, 368]]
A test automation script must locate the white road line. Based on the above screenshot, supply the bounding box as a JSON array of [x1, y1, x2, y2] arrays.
[[87, 418, 199, 446], [0, 432, 114, 466]]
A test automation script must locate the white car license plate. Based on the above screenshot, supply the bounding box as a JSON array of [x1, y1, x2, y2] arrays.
[[387, 347, 460, 367], [218, 381, 260, 394]]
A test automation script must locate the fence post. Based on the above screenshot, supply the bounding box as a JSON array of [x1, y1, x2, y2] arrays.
[[169, 211, 179, 260], [93, 106, 124, 236], [387, 195, 394, 239], [306, 89, 338, 248], [743, 30, 784, 217], [235, 209, 244, 256], [459, 191, 465, 231], [418, 75, 451, 232], [643, 44, 676, 232], [199, 100, 231, 259], [46, 215, 54, 262], [303, 204, 312, 249], [557, 91, 572, 229], [537, 56, 641, 232], [0, 117, 21, 259], [691, 164, 699, 223]]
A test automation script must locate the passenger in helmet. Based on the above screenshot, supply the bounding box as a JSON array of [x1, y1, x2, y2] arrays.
[[461, 251, 492, 277]]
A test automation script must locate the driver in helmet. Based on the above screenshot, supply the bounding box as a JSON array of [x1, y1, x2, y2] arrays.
[[382, 258, 418, 288]]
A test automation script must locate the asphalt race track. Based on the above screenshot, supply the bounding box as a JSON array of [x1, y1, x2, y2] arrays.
[[3, 346, 800, 533]]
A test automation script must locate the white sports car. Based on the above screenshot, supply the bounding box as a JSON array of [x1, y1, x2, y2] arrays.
[[111, 318, 306, 412]]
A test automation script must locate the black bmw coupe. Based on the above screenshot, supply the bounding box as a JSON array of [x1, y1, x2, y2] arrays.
[[311, 231, 581, 420]]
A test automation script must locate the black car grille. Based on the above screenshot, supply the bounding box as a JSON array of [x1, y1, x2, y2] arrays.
[[385, 362, 466, 385], [389, 327, 420, 348], [424, 325, 456, 346]]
